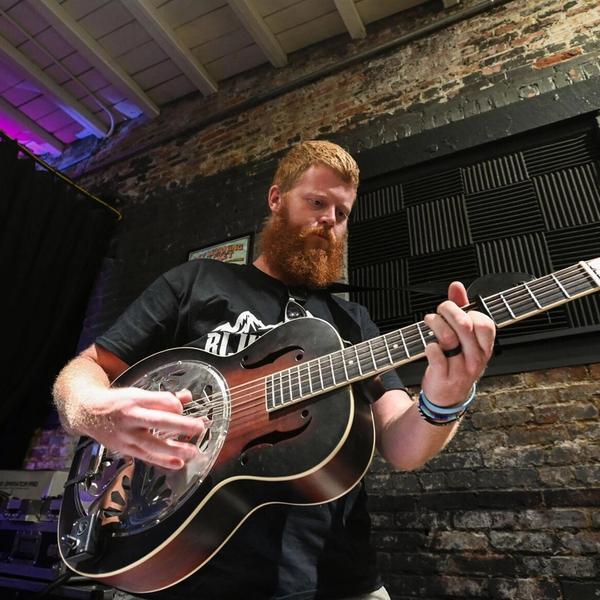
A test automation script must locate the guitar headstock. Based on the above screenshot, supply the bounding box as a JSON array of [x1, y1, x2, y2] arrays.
[[588, 257, 600, 277]]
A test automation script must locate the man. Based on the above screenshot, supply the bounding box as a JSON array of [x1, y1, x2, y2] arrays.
[[54, 141, 495, 599]]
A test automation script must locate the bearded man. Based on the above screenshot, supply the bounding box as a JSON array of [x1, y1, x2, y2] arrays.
[[53, 141, 495, 600]]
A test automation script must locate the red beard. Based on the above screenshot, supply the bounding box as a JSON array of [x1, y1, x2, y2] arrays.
[[258, 208, 346, 288]]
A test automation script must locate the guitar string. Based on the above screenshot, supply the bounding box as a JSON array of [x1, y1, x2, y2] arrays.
[[148, 264, 595, 442], [155, 268, 597, 439], [175, 265, 593, 424], [479, 264, 595, 313], [164, 264, 596, 430]]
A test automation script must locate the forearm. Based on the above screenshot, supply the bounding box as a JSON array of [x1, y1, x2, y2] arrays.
[[376, 390, 461, 471], [52, 355, 112, 436]]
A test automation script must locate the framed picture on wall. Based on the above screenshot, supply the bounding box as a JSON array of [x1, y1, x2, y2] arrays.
[[187, 233, 253, 265]]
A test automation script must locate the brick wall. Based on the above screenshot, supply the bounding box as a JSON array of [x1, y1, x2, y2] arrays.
[[29, 0, 600, 597], [369, 364, 600, 598]]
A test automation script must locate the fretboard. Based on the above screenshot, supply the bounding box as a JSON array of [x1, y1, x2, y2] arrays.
[[265, 258, 600, 412]]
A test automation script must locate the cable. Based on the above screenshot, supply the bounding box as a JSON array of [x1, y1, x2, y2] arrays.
[[32, 570, 74, 599]]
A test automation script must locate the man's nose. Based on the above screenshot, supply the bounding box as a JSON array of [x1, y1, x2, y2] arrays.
[[318, 207, 336, 227]]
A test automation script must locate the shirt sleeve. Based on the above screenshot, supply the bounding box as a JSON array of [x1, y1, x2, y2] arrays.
[[95, 273, 181, 366]]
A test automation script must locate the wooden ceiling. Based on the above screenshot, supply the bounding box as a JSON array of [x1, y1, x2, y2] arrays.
[[0, 0, 433, 156]]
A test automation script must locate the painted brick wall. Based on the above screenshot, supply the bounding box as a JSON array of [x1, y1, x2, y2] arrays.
[[29, 0, 600, 597]]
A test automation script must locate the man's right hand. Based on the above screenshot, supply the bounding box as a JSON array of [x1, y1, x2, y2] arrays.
[[53, 345, 208, 471], [80, 386, 207, 470]]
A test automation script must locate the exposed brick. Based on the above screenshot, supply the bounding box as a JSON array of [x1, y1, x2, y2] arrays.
[[446, 553, 520, 577], [490, 531, 555, 553], [574, 466, 600, 486], [489, 577, 562, 600], [550, 555, 597, 577], [434, 531, 489, 551], [519, 508, 590, 530], [453, 511, 493, 529], [428, 451, 483, 470], [477, 468, 540, 489], [539, 466, 578, 488], [560, 531, 600, 554]]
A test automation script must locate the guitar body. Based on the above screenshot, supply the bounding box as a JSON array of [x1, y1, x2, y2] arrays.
[[58, 317, 375, 592]]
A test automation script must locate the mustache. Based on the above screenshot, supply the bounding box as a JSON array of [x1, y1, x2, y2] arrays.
[[299, 225, 336, 242]]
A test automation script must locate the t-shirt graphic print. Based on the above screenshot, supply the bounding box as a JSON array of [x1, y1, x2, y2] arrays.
[[203, 310, 278, 356]]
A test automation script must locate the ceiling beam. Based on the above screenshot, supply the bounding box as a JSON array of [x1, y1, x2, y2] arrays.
[[0, 33, 108, 137], [0, 95, 65, 154], [122, 0, 218, 96], [333, 0, 366, 40], [29, 0, 160, 119], [227, 0, 287, 68]]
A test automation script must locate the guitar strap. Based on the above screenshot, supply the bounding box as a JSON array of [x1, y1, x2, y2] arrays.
[[286, 287, 362, 346]]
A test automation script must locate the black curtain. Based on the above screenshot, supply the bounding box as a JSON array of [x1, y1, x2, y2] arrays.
[[0, 135, 116, 468]]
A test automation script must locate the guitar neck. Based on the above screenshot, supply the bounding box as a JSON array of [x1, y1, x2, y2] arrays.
[[266, 259, 600, 412]]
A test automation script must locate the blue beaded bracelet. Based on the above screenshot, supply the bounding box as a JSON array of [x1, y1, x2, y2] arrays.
[[418, 384, 476, 426]]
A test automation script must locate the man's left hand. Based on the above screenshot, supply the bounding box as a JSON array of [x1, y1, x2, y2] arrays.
[[421, 282, 496, 407]]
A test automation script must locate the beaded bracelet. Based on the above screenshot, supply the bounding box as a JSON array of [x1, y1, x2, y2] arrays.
[[418, 384, 476, 426]]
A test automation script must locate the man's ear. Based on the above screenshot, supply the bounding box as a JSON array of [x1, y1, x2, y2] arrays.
[[267, 185, 283, 214]]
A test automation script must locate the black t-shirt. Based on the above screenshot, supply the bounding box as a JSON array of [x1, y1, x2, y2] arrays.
[[97, 260, 405, 600]]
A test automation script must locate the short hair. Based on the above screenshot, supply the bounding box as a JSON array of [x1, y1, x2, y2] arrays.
[[272, 140, 359, 194]]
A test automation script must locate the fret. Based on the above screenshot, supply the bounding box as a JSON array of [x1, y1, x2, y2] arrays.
[[354, 345, 363, 376], [288, 369, 294, 402], [281, 371, 292, 404], [562, 267, 591, 297], [367, 340, 377, 370], [371, 337, 392, 369], [483, 295, 510, 325], [385, 332, 403, 361], [523, 281, 542, 309], [343, 347, 361, 380], [404, 324, 424, 356], [308, 360, 321, 393], [499, 293, 516, 319], [416, 322, 427, 349], [503, 288, 536, 319], [478, 295, 498, 323], [582, 259, 600, 286], [320, 356, 334, 389], [297, 364, 306, 396], [399, 329, 410, 357], [317, 357, 325, 390], [329, 354, 337, 385], [305, 363, 314, 394], [291, 365, 302, 400], [382, 335, 393, 363], [266, 375, 273, 409], [341, 350, 350, 381], [297, 365, 303, 397], [278, 371, 287, 406], [552, 273, 571, 298]]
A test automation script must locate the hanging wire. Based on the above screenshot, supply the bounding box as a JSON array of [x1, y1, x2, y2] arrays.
[[1, 132, 122, 221], [0, 6, 115, 136]]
